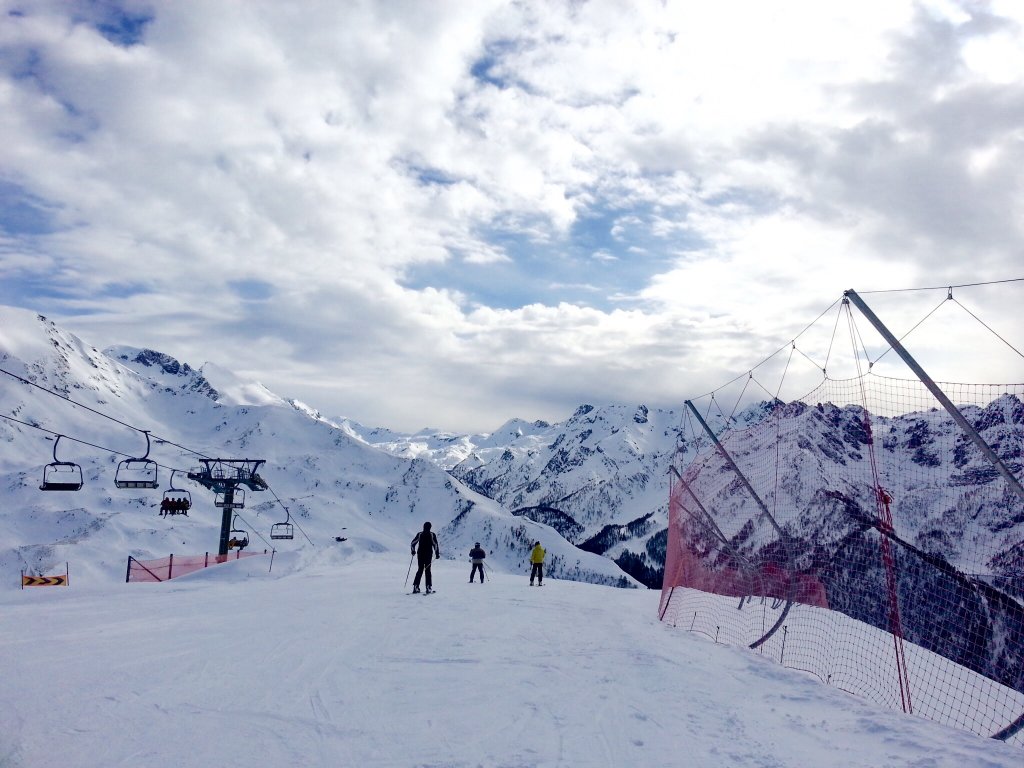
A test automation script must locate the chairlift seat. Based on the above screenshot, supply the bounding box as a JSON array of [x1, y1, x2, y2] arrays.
[[40, 461, 84, 492], [270, 522, 294, 540], [215, 488, 245, 509], [115, 458, 159, 489], [39, 436, 84, 491]]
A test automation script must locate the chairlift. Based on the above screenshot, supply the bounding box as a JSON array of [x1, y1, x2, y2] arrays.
[[270, 509, 294, 540], [160, 470, 192, 516], [39, 435, 84, 491], [228, 516, 249, 549], [215, 487, 245, 509], [114, 431, 159, 489]]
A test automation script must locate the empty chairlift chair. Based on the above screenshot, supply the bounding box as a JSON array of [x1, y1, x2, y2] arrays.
[[39, 435, 84, 491], [114, 431, 159, 489], [215, 487, 245, 509], [270, 510, 294, 540]]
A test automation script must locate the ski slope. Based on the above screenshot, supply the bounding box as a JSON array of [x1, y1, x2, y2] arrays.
[[2, 552, 1021, 767]]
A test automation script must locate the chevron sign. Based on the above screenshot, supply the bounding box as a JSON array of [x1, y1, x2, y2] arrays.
[[21, 574, 68, 587]]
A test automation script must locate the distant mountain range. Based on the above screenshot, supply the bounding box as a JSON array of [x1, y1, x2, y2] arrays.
[[0, 305, 635, 589], [344, 404, 679, 588]]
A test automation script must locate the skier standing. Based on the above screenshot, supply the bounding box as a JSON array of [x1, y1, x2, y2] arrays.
[[411, 521, 440, 593], [529, 541, 545, 586], [469, 542, 486, 583]]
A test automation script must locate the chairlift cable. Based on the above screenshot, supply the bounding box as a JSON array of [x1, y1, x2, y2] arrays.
[[0, 413, 187, 470], [0, 366, 213, 460], [263, 485, 315, 546], [230, 511, 274, 551]]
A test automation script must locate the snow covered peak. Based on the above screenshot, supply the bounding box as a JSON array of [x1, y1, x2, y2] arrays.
[[106, 346, 220, 401], [0, 308, 153, 409], [198, 361, 288, 407]]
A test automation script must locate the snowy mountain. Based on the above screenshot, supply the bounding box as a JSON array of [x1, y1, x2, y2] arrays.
[[350, 402, 757, 589], [0, 306, 635, 589]]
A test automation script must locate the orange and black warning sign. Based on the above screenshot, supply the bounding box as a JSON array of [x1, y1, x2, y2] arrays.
[[22, 575, 67, 587], [21, 566, 69, 588]]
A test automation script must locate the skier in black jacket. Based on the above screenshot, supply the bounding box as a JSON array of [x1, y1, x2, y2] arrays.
[[469, 542, 486, 583], [411, 521, 440, 593]]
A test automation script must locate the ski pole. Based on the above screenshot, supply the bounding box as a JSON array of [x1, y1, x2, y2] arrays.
[[404, 552, 415, 588]]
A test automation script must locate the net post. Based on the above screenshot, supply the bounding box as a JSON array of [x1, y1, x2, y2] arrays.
[[845, 288, 1024, 506], [684, 401, 783, 537]]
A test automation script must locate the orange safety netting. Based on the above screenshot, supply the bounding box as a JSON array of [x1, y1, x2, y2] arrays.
[[660, 376, 1024, 746], [127, 550, 269, 582]]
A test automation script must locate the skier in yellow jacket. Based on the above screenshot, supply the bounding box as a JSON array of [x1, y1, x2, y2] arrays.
[[529, 541, 545, 586]]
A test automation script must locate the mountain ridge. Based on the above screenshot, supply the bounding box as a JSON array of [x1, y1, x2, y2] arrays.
[[0, 304, 636, 590]]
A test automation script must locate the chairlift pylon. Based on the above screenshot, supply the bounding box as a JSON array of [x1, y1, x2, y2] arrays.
[[39, 435, 84, 491], [160, 469, 192, 516], [114, 430, 159, 489]]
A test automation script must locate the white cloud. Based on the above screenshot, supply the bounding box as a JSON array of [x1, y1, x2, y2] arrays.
[[1, 0, 1022, 432]]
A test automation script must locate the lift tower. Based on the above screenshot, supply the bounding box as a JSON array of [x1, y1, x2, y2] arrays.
[[187, 459, 268, 555]]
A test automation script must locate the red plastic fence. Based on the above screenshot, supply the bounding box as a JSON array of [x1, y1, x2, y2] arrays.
[[660, 377, 1024, 746], [126, 550, 269, 582]]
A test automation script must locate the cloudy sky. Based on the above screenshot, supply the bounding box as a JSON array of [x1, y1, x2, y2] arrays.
[[1, 0, 1023, 433]]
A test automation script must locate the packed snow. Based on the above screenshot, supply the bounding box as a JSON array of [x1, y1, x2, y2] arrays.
[[3, 552, 1022, 767]]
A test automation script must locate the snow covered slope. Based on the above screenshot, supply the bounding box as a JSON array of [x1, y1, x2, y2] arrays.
[[0, 306, 634, 590], [2, 556, 1021, 766]]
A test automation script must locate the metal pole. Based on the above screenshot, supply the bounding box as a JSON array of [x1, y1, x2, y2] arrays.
[[404, 552, 415, 588], [844, 289, 1024, 506], [684, 401, 784, 538], [218, 486, 234, 556], [683, 401, 797, 650]]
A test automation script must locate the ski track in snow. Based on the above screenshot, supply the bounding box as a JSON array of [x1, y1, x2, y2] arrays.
[[2, 555, 1022, 767]]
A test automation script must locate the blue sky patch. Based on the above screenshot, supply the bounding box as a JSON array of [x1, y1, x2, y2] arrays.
[[81, 2, 154, 47], [0, 182, 61, 236], [398, 202, 691, 311], [469, 39, 530, 92], [229, 279, 275, 301]]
